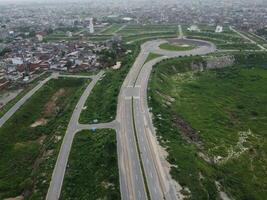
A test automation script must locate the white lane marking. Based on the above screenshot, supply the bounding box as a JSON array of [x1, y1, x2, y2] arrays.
[[144, 147, 147, 153], [150, 172, 153, 178], [138, 190, 141, 199]]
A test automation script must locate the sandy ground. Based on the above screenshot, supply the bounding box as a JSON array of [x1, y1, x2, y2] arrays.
[[0, 89, 23, 108], [4, 195, 24, 200], [30, 118, 47, 128]]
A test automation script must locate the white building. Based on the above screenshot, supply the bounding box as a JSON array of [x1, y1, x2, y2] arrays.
[[36, 34, 43, 42], [187, 25, 200, 32], [66, 31, 73, 37], [215, 25, 223, 33], [89, 18, 94, 34]]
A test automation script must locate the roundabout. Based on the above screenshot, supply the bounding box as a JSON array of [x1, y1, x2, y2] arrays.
[[145, 38, 216, 57]]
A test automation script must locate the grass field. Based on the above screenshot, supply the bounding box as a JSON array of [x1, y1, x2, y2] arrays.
[[79, 43, 141, 124], [123, 32, 178, 43], [60, 129, 120, 200], [101, 24, 124, 34], [0, 77, 88, 199], [145, 53, 162, 64], [184, 25, 260, 50], [240, 31, 267, 47], [148, 53, 267, 200], [159, 42, 195, 51], [0, 72, 51, 118], [118, 24, 178, 36]]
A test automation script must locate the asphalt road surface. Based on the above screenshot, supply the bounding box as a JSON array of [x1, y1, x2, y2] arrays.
[[116, 38, 216, 200]]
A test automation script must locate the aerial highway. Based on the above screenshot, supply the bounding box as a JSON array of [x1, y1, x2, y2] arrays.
[[116, 38, 216, 200], [44, 36, 216, 199]]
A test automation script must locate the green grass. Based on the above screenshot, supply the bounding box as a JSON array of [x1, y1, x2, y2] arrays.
[[145, 53, 162, 64], [240, 31, 267, 46], [59, 71, 99, 76], [184, 27, 261, 50], [0, 72, 51, 118], [0, 78, 88, 199], [79, 43, 141, 124], [123, 32, 177, 43], [118, 24, 178, 36], [159, 42, 195, 51], [60, 129, 120, 200], [148, 53, 267, 200], [101, 24, 124, 34]]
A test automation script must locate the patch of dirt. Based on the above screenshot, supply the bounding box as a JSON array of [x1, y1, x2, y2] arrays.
[[215, 181, 232, 200], [44, 88, 66, 116], [44, 149, 54, 158], [30, 118, 47, 128], [156, 91, 175, 103], [101, 181, 114, 189], [173, 114, 201, 144], [36, 135, 47, 145], [4, 195, 24, 200], [214, 129, 254, 164], [54, 135, 62, 143]]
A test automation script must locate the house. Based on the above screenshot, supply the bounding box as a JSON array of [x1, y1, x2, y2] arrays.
[[215, 25, 223, 33], [187, 25, 200, 32]]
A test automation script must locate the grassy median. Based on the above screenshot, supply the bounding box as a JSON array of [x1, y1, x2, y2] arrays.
[[148, 53, 267, 200], [159, 42, 195, 51], [79, 43, 141, 124], [0, 77, 89, 199], [60, 129, 120, 200]]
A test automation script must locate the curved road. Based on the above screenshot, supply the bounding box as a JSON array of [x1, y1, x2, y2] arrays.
[[116, 38, 216, 200]]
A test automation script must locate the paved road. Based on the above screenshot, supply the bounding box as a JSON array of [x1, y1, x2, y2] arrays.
[[178, 25, 183, 39], [230, 26, 266, 51], [58, 74, 95, 79], [116, 38, 216, 200], [0, 74, 55, 127], [46, 71, 104, 200]]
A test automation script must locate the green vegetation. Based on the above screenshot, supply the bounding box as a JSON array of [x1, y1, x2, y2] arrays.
[[149, 53, 267, 200], [101, 24, 124, 34], [184, 26, 260, 50], [0, 77, 88, 199], [123, 32, 177, 43], [145, 53, 162, 64], [240, 31, 267, 46], [256, 27, 267, 40], [59, 71, 99, 76], [60, 129, 120, 200], [159, 42, 195, 51], [0, 72, 51, 118], [118, 24, 178, 36], [79, 43, 141, 123]]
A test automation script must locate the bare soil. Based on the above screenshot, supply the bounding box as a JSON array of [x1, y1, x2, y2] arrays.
[[30, 118, 47, 128], [44, 89, 66, 116]]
